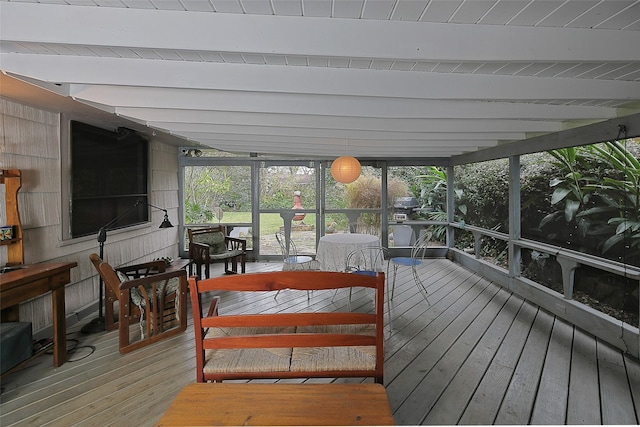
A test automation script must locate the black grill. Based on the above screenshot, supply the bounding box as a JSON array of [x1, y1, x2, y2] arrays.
[[394, 197, 419, 217]]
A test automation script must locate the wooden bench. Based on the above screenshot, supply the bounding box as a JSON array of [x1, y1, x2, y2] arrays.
[[188, 271, 385, 384]]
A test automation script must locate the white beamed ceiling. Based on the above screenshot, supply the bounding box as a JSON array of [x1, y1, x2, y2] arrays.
[[1, 0, 639, 159]]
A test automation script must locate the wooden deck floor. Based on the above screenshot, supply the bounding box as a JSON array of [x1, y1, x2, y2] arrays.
[[1, 259, 639, 426]]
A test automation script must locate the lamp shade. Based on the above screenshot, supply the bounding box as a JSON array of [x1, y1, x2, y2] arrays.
[[159, 213, 173, 228], [331, 156, 361, 184]]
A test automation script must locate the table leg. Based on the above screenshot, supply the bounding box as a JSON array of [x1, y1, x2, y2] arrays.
[[51, 287, 66, 367]]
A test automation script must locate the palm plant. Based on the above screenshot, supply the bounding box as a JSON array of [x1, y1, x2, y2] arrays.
[[583, 140, 639, 260], [540, 140, 639, 265], [539, 147, 595, 233]]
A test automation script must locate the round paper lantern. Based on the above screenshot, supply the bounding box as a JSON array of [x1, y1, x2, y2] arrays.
[[331, 156, 361, 184]]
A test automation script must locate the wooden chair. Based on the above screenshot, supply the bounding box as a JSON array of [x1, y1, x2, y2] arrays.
[[89, 253, 188, 354], [188, 226, 246, 278]]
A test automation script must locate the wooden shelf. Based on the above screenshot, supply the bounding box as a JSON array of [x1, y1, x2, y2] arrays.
[[0, 238, 22, 247]]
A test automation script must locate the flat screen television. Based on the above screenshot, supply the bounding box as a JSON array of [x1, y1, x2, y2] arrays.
[[70, 121, 149, 238]]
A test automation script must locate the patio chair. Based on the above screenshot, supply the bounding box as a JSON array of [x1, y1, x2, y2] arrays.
[[188, 226, 246, 278], [388, 231, 432, 305], [332, 246, 389, 311], [274, 231, 317, 299], [89, 253, 188, 354], [275, 231, 317, 271]]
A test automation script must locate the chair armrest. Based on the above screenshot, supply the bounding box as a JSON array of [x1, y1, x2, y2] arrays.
[[190, 242, 211, 263], [116, 260, 167, 279], [119, 269, 187, 293], [225, 236, 247, 251]]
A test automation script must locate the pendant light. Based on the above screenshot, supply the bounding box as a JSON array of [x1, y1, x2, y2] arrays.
[[331, 139, 361, 184]]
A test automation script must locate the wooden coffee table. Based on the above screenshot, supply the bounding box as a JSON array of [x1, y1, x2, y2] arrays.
[[156, 383, 394, 426]]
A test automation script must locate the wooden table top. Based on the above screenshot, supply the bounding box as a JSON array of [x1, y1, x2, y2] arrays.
[[0, 262, 77, 291], [156, 383, 395, 426]]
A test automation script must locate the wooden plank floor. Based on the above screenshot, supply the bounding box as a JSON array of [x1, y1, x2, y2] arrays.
[[1, 259, 639, 426]]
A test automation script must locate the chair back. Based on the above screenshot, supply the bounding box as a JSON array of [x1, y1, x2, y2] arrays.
[[275, 231, 298, 259], [346, 246, 389, 275], [89, 253, 121, 295], [188, 226, 227, 255], [411, 231, 433, 261]]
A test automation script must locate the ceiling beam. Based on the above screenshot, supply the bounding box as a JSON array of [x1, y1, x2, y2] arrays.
[[120, 108, 563, 133], [3, 54, 637, 101], [156, 122, 524, 140], [1, 2, 638, 62], [118, 108, 562, 130], [453, 112, 640, 164], [175, 133, 503, 150], [192, 139, 470, 157], [69, 84, 617, 120]]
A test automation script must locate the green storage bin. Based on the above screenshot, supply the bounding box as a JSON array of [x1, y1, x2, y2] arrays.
[[1, 322, 33, 374]]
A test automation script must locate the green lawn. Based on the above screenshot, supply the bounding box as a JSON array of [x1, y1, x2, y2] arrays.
[[221, 212, 317, 235]]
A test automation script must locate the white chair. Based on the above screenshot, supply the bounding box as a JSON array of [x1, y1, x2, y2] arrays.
[[229, 226, 250, 238], [332, 246, 389, 311], [274, 231, 316, 299], [388, 231, 432, 305], [275, 231, 315, 271]]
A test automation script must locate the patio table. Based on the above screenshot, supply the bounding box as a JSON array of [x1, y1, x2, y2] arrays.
[[317, 233, 380, 272]]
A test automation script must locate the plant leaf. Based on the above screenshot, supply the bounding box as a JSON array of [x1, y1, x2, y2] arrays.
[[615, 221, 632, 234], [549, 177, 563, 187], [564, 199, 580, 222], [602, 234, 625, 253], [551, 187, 571, 205]]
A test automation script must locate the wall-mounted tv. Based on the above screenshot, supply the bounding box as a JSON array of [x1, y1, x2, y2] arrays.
[[70, 121, 149, 238]]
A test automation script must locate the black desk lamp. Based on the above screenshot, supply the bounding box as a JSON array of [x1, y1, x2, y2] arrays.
[[81, 200, 174, 334]]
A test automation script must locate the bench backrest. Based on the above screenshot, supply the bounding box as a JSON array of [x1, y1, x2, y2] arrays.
[[188, 271, 385, 383]]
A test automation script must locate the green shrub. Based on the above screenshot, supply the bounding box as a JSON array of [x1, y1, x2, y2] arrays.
[[454, 159, 510, 232]]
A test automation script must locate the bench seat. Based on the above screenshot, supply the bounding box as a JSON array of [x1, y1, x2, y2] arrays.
[[203, 324, 376, 375]]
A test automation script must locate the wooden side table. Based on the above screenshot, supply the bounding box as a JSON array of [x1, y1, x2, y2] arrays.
[[0, 262, 77, 367], [156, 383, 394, 426], [164, 258, 191, 274]]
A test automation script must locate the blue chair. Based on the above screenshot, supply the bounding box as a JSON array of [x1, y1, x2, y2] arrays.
[[388, 231, 432, 305]]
